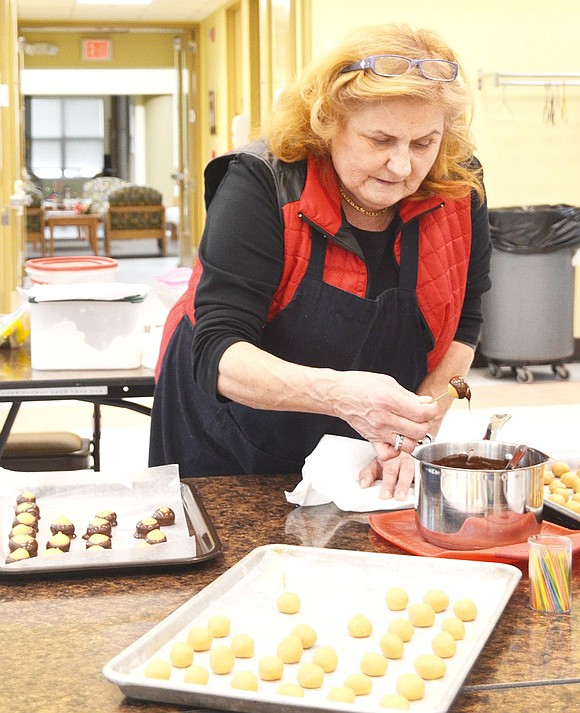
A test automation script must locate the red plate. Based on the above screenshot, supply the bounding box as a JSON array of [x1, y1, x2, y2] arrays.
[[369, 509, 580, 565]]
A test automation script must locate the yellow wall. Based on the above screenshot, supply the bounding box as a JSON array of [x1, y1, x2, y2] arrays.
[[21, 29, 175, 69], [309, 0, 580, 209]]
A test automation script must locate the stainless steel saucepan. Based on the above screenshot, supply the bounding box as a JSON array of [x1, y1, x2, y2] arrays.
[[413, 426, 549, 550]]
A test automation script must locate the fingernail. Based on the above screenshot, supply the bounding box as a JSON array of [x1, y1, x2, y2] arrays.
[[359, 477, 369, 488], [396, 490, 407, 501], [381, 489, 392, 500]]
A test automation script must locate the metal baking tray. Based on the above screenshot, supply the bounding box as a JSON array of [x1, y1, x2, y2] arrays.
[[104, 544, 521, 713], [542, 457, 580, 530], [0, 466, 221, 576]]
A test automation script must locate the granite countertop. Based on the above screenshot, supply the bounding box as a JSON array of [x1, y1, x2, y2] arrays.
[[0, 473, 578, 713]]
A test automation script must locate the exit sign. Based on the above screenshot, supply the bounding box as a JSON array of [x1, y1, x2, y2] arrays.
[[81, 38, 112, 61]]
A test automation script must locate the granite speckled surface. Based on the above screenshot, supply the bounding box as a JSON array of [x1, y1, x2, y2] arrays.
[[1, 473, 579, 713]]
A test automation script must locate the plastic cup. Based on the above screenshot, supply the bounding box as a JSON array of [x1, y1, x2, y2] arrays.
[[528, 534, 572, 614]]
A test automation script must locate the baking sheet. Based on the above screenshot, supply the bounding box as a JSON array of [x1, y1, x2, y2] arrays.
[[542, 455, 580, 530], [104, 544, 521, 713], [0, 464, 221, 575]]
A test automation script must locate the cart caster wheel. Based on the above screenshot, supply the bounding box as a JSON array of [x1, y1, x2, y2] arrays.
[[488, 363, 502, 379], [552, 364, 570, 380], [515, 367, 533, 384]]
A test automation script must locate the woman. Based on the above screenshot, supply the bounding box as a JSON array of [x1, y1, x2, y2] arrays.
[[150, 23, 491, 500]]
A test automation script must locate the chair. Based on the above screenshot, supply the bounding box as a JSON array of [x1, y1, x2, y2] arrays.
[[25, 187, 46, 255], [82, 176, 130, 218], [104, 184, 166, 256]]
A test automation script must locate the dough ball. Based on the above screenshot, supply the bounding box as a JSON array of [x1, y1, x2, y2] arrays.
[[312, 646, 338, 673], [183, 664, 209, 685], [344, 672, 372, 696], [423, 589, 449, 613], [170, 642, 194, 668], [347, 613, 373, 638], [328, 687, 356, 703], [276, 635, 304, 664], [548, 493, 567, 506], [231, 633, 254, 658], [259, 655, 284, 681], [380, 694, 411, 710], [396, 672, 425, 701], [231, 671, 259, 691], [187, 626, 213, 651], [386, 587, 409, 611], [276, 682, 304, 697], [209, 645, 235, 675], [548, 479, 564, 493], [297, 663, 325, 689], [432, 631, 457, 658], [552, 461, 571, 477], [291, 623, 317, 648], [208, 615, 230, 638], [560, 471, 577, 488], [414, 653, 447, 680], [360, 652, 388, 677], [379, 632, 405, 659], [453, 598, 477, 622], [441, 617, 465, 640], [277, 591, 300, 614], [144, 659, 171, 680], [408, 602, 436, 628], [387, 618, 414, 642]]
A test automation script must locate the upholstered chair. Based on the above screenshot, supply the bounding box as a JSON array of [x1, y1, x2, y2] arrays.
[[104, 184, 166, 256]]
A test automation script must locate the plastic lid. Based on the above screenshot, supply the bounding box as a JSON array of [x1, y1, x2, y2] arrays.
[[155, 266, 192, 287], [25, 256, 119, 272]]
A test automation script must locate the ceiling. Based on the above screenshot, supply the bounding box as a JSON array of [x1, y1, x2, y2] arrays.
[[16, 0, 226, 25]]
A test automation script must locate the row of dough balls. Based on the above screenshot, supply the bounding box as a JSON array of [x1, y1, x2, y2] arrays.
[[544, 460, 580, 514], [144, 588, 477, 707]]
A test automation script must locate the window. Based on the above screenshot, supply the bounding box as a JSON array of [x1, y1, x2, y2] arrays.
[[29, 97, 104, 179]]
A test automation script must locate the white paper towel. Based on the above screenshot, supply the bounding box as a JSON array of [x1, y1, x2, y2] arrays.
[[285, 434, 414, 512]]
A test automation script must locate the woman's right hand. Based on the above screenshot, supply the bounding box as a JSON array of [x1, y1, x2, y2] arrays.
[[328, 370, 436, 460]]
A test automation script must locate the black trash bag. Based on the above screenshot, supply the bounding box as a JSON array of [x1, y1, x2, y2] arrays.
[[488, 205, 580, 254]]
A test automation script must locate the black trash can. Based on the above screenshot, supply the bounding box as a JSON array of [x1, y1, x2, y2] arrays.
[[480, 205, 580, 383]]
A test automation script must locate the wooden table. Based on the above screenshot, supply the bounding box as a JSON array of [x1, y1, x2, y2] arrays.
[[44, 210, 101, 255], [0, 473, 578, 713]]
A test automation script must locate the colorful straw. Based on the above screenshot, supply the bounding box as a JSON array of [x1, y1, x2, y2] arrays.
[[529, 540, 571, 613]]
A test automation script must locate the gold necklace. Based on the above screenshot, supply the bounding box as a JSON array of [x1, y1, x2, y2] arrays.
[[339, 186, 388, 217]]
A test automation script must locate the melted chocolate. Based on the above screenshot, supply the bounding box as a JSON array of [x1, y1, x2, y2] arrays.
[[448, 375, 472, 401], [431, 454, 510, 470]]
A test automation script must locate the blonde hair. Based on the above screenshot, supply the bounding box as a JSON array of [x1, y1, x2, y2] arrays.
[[265, 23, 483, 201]]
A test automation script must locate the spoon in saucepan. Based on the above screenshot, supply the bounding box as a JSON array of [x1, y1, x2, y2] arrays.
[[504, 443, 528, 470]]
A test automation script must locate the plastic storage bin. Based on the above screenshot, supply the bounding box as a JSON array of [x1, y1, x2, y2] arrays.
[[28, 283, 147, 370]]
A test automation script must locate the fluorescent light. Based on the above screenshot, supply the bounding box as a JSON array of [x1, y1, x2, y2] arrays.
[[76, 1, 154, 5]]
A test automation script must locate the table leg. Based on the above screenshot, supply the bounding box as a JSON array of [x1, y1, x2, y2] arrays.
[[0, 401, 22, 459], [49, 224, 55, 256], [89, 223, 98, 255]]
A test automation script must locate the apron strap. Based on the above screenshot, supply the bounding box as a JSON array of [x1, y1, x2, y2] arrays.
[[398, 220, 420, 292], [305, 229, 328, 280]]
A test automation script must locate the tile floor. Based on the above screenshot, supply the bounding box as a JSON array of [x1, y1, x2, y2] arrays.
[[3, 250, 580, 472]]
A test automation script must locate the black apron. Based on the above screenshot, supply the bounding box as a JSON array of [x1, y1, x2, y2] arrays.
[[149, 224, 429, 476]]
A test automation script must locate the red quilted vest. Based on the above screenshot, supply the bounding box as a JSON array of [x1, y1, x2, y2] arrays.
[[157, 151, 472, 378]]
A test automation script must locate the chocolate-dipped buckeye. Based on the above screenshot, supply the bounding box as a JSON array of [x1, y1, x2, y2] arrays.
[[447, 375, 471, 401], [82, 517, 112, 540], [6, 548, 31, 564], [42, 547, 65, 556], [46, 532, 72, 552], [9, 524, 36, 539], [145, 528, 167, 545], [134, 517, 159, 539], [8, 534, 38, 556], [152, 506, 175, 526], [49, 516, 75, 538], [12, 512, 39, 532], [14, 501, 40, 519], [16, 490, 36, 505], [95, 509, 117, 527], [85, 533, 112, 549]]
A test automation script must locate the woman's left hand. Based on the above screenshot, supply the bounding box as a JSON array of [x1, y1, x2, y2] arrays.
[[358, 451, 415, 500]]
